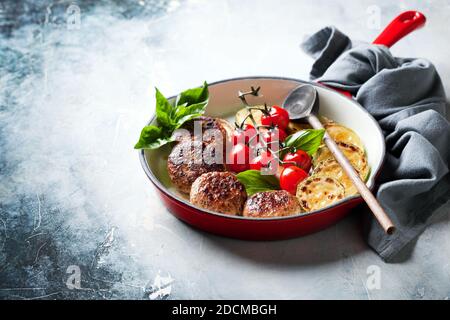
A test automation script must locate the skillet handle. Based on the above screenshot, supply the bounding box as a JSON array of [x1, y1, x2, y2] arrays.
[[373, 11, 426, 48], [320, 11, 426, 98]]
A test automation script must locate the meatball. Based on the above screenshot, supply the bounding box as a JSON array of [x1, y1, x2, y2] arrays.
[[190, 172, 247, 215], [243, 190, 302, 218], [167, 140, 225, 194], [177, 116, 231, 146]]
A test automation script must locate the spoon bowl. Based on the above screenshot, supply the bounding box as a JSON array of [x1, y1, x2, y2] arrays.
[[282, 84, 319, 120]]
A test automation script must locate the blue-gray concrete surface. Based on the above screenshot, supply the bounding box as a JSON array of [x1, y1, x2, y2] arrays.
[[0, 0, 449, 299]]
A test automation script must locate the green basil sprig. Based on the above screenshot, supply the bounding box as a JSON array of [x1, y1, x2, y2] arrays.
[[283, 129, 325, 157], [236, 170, 280, 196], [134, 82, 209, 149]]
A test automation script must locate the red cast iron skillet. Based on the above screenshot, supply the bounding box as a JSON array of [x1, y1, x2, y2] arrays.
[[139, 11, 425, 240]]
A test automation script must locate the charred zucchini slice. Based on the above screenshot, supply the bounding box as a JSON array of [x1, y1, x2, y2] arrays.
[[313, 158, 369, 196], [313, 142, 366, 169], [324, 123, 365, 150], [296, 176, 345, 212], [320, 116, 336, 126]]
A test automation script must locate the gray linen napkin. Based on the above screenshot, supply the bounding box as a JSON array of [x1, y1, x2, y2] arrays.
[[301, 27, 450, 262]]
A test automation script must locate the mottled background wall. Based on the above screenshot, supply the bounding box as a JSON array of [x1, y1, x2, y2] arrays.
[[1, 0, 449, 300]]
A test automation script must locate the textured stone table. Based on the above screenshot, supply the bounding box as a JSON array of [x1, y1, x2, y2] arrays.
[[1, 0, 449, 300]]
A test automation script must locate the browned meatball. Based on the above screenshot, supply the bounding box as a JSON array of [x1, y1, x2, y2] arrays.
[[243, 190, 302, 218], [190, 172, 247, 215], [177, 116, 231, 146], [167, 140, 225, 194]]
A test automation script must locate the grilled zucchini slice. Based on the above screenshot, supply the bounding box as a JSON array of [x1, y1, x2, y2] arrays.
[[296, 176, 345, 212], [324, 123, 364, 150], [313, 158, 369, 196], [235, 106, 265, 127], [288, 117, 334, 134], [320, 116, 336, 126], [313, 142, 366, 169]]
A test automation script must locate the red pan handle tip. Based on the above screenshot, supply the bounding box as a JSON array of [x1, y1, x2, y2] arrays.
[[319, 11, 426, 98], [373, 11, 426, 48]]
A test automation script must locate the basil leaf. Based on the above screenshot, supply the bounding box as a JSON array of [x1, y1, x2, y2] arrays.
[[174, 101, 209, 127], [155, 88, 175, 129], [134, 125, 174, 149], [284, 129, 325, 156], [174, 82, 209, 125], [175, 81, 209, 107], [236, 170, 280, 196], [135, 82, 209, 150]]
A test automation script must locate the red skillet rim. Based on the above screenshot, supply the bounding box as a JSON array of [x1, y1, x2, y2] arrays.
[[138, 75, 386, 221]]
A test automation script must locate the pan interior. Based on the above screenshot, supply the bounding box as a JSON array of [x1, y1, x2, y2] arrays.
[[142, 77, 385, 219]]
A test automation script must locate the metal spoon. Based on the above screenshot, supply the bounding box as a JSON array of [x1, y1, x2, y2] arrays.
[[283, 84, 395, 235]]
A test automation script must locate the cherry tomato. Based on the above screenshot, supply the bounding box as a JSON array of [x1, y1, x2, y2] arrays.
[[280, 166, 309, 195], [261, 106, 290, 130], [249, 150, 276, 171], [227, 143, 250, 173], [233, 124, 258, 145], [261, 127, 287, 145], [283, 150, 312, 172]]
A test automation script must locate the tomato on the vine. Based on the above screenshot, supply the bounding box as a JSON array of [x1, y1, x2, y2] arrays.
[[249, 150, 276, 171], [261, 127, 287, 145], [280, 166, 309, 195], [228, 143, 250, 173], [261, 106, 290, 130], [283, 150, 312, 172], [232, 124, 258, 145]]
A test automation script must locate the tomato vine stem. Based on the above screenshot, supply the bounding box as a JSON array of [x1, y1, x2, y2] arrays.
[[236, 86, 292, 171]]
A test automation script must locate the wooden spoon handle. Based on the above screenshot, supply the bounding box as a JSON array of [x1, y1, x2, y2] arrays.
[[307, 114, 395, 234]]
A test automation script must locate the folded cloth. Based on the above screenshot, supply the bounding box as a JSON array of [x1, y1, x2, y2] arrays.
[[301, 27, 450, 262]]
